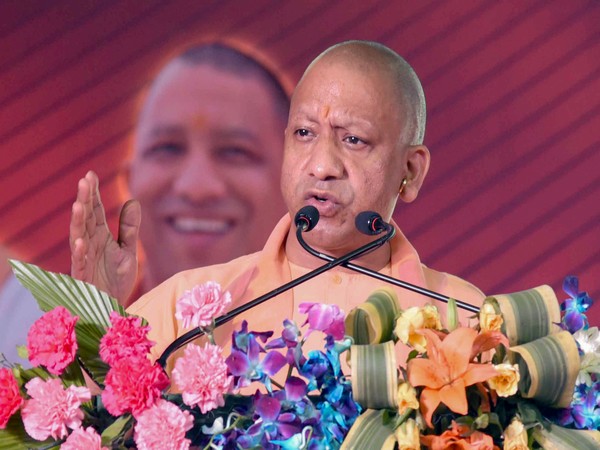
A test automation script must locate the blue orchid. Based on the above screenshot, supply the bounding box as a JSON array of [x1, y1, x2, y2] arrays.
[[571, 386, 600, 430], [560, 276, 593, 333]]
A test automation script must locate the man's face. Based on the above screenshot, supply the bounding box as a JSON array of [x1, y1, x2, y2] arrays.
[[281, 59, 407, 254], [129, 61, 286, 285]]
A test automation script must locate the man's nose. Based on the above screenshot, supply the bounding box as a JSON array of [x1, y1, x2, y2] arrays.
[[308, 136, 345, 181], [172, 151, 227, 202]]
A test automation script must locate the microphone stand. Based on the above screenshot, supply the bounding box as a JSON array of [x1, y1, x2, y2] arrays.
[[296, 225, 480, 314], [157, 224, 396, 368]]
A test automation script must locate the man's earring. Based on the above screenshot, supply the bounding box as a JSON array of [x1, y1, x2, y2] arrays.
[[399, 177, 408, 195]]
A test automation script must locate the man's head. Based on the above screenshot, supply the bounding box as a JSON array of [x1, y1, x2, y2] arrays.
[[281, 40, 430, 258], [128, 42, 290, 288]]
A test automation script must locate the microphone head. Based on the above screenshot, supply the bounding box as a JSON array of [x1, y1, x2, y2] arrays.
[[294, 206, 320, 232], [355, 211, 386, 235]]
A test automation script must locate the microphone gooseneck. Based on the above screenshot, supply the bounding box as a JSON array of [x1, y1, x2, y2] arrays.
[[157, 207, 394, 368], [298, 211, 479, 314]]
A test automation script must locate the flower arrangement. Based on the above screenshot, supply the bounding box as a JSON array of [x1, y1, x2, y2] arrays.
[[0, 261, 599, 449]]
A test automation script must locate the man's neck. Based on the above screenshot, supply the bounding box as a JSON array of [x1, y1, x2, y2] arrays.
[[283, 226, 392, 272]]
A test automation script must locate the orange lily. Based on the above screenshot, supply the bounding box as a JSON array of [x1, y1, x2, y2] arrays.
[[407, 327, 499, 427]]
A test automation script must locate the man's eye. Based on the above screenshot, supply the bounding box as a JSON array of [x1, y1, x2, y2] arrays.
[[294, 128, 311, 138], [144, 142, 184, 157], [344, 135, 364, 145], [217, 146, 262, 165]]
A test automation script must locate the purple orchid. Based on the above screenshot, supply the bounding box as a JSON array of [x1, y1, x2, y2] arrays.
[[560, 276, 593, 333], [570, 386, 600, 430], [298, 302, 346, 340], [226, 320, 287, 391]]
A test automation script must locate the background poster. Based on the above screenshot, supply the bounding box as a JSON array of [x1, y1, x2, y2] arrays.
[[1, 0, 598, 319]]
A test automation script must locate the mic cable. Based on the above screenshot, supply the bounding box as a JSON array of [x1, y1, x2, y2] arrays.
[[157, 206, 396, 368], [296, 207, 479, 314]]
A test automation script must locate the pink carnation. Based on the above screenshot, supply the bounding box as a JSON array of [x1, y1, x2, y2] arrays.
[[175, 281, 232, 329], [27, 306, 78, 375], [62, 426, 108, 450], [298, 302, 346, 340], [99, 312, 154, 366], [0, 367, 23, 429], [21, 377, 90, 441], [102, 356, 169, 418], [134, 399, 194, 450], [172, 343, 232, 414]]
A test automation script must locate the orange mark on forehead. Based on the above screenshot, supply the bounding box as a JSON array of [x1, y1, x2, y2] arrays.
[[191, 114, 208, 130], [319, 105, 331, 119]]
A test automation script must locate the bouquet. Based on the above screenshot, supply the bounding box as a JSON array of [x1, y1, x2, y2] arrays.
[[1, 261, 599, 449]]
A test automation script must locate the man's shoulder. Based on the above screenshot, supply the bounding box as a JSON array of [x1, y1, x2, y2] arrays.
[[128, 250, 264, 316], [174, 251, 262, 282], [421, 264, 485, 306]]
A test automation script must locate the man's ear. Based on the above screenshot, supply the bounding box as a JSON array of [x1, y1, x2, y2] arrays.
[[400, 144, 430, 203]]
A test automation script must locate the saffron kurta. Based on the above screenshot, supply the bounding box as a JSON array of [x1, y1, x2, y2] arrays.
[[127, 215, 484, 373]]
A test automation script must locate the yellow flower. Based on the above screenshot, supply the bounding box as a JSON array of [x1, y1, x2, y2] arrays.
[[394, 418, 420, 450], [422, 304, 443, 330], [503, 417, 528, 450], [394, 305, 442, 353], [396, 382, 419, 414], [480, 302, 503, 332], [488, 363, 520, 397]]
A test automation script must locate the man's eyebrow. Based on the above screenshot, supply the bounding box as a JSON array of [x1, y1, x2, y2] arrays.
[[148, 125, 185, 137], [212, 127, 261, 144]]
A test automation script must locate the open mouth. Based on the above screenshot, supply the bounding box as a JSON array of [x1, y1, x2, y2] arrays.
[[169, 217, 232, 234]]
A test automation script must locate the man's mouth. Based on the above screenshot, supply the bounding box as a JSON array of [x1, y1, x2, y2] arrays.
[[169, 217, 232, 234], [305, 191, 340, 217]]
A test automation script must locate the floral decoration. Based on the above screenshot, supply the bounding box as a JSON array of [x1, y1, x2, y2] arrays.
[[0, 261, 599, 450]]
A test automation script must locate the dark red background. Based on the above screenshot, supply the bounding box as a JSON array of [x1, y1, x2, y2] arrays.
[[1, 0, 598, 320]]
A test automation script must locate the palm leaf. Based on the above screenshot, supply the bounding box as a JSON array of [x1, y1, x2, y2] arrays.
[[10, 260, 124, 385], [340, 409, 396, 450], [532, 422, 600, 450], [350, 341, 398, 409], [345, 288, 400, 345], [0, 413, 53, 450]]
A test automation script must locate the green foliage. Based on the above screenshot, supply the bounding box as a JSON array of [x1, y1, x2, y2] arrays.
[[10, 260, 124, 385]]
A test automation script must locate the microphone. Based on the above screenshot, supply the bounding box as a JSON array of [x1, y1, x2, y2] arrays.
[[157, 207, 395, 368], [355, 211, 389, 235], [294, 205, 319, 232], [297, 211, 479, 314]]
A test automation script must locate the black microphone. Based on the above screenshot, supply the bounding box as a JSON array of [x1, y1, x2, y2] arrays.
[[297, 211, 479, 314], [157, 207, 394, 368], [294, 205, 319, 232], [355, 211, 389, 235]]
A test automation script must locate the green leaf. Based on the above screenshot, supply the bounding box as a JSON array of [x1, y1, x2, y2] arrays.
[[455, 416, 474, 428], [10, 260, 125, 385], [16, 346, 28, 361], [474, 413, 489, 429], [446, 298, 459, 331], [517, 401, 544, 426], [340, 409, 397, 450], [101, 415, 133, 447], [0, 411, 55, 450], [350, 341, 398, 409]]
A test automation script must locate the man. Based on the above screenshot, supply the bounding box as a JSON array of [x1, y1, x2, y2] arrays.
[[0, 42, 290, 365], [71, 42, 289, 306], [73, 40, 484, 370]]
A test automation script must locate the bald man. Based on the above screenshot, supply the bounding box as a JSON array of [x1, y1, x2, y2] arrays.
[[119, 40, 485, 369]]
